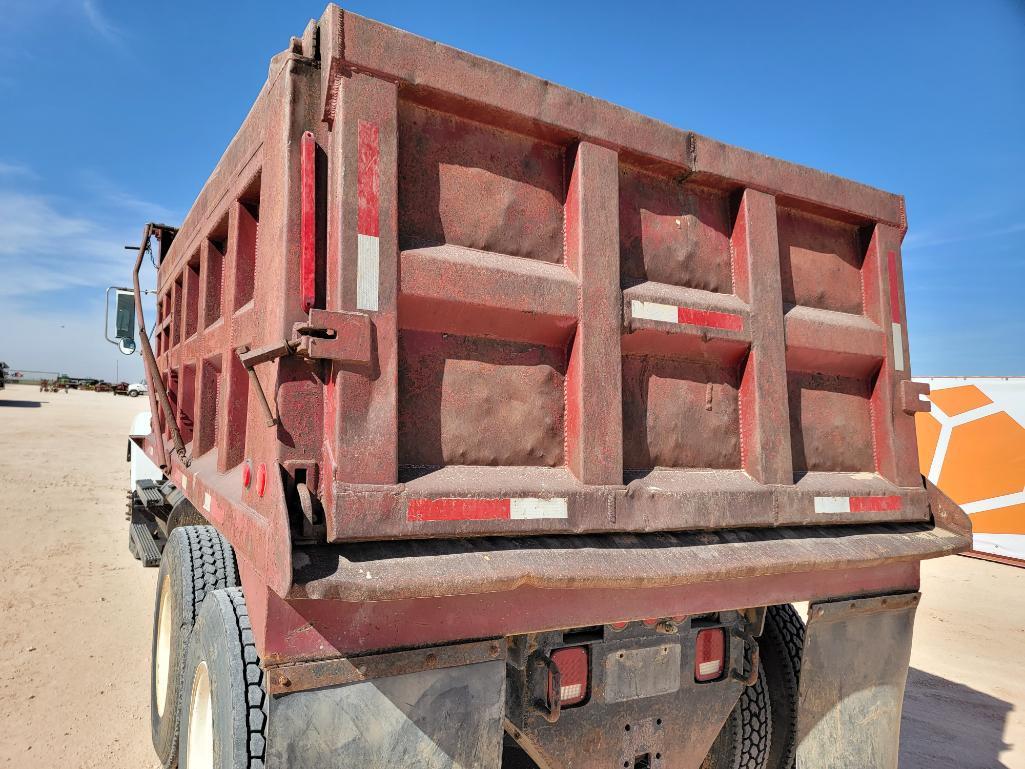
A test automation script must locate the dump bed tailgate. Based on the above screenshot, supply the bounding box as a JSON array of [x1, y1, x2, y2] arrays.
[[312, 10, 928, 542]]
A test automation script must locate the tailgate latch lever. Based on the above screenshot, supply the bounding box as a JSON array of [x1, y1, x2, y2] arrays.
[[236, 309, 373, 427]]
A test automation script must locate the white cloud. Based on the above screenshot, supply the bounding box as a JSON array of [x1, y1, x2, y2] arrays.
[[0, 161, 36, 178], [903, 209, 1025, 251], [0, 190, 139, 296], [0, 163, 169, 379], [81, 0, 122, 46], [0, 163, 175, 298]]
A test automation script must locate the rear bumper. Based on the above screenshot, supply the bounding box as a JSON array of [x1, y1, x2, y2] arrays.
[[238, 482, 970, 664], [291, 519, 966, 603]]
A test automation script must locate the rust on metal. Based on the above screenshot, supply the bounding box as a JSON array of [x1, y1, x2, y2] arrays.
[[265, 638, 507, 696]]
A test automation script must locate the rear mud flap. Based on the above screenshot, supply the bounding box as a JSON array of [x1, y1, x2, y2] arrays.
[[265, 659, 505, 768], [796, 593, 919, 769]]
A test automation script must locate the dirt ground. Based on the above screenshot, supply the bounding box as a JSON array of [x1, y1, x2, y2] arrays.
[[0, 383, 1022, 768]]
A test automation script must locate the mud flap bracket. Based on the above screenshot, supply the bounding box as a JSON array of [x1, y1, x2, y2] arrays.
[[796, 592, 920, 769]]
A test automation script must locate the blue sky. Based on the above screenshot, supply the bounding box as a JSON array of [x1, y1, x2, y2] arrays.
[[0, 0, 1022, 380]]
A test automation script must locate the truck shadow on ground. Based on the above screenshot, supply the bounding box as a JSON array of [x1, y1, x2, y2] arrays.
[[0, 399, 44, 408], [901, 667, 1012, 768]]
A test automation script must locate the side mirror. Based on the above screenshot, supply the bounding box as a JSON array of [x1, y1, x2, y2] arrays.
[[106, 287, 137, 355]]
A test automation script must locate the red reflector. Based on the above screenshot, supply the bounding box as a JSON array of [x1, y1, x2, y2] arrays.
[[694, 628, 725, 682], [241, 462, 252, 489], [300, 131, 317, 313], [256, 463, 267, 497], [548, 647, 589, 708], [610, 621, 629, 631]]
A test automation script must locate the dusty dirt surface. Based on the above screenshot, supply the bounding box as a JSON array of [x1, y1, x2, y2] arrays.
[[0, 385, 158, 769], [0, 382, 1023, 768]]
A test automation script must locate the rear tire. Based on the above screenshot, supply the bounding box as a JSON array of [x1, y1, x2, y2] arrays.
[[702, 663, 772, 769], [179, 588, 267, 769], [151, 526, 239, 769], [760, 605, 805, 769]]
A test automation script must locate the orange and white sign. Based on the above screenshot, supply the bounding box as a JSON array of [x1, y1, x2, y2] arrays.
[[915, 377, 1025, 564]]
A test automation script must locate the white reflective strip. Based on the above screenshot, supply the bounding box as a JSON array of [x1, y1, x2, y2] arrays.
[[630, 299, 677, 323], [509, 498, 568, 520], [560, 683, 583, 700], [814, 496, 851, 514], [203, 492, 212, 513], [182, 475, 189, 491], [961, 490, 1025, 515], [892, 322, 905, 371], [356, 233, 380, 311], [697, 660, 722, 677]]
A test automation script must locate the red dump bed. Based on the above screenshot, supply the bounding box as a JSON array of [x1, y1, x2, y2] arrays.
[[142, 7, 954, 613]]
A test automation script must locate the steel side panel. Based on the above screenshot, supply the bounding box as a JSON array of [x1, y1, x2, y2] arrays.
[[266, 660, 505, 769], [796, 593, 920, 769]]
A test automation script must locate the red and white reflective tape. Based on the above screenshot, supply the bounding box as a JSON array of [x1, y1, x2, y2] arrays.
[[630, 299, 743, 332], [887, 251, 904, 371], [408, 497, 568, 522], [356, 121, 380, 312], [814, 495, 902, 514]]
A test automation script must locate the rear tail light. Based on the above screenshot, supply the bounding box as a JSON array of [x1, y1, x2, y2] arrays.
[[548, 646, 589, 707], [694, 628, 725, 682]]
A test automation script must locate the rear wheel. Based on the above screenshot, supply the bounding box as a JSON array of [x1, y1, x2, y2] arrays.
[[179, 588, 267, 769], [702, 663, 772, 769], [760, 605, 805, 769], [151, 526, 239, 768]]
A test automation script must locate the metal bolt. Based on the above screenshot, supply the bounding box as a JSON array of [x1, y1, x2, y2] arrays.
[[489, 644, 500, 657], [276, 674, 291, 688], [655, 620, 678, 634], [425, 653, 438, 668]]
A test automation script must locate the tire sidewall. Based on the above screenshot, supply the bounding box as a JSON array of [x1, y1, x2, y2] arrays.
[[150, 530, 195, 766]]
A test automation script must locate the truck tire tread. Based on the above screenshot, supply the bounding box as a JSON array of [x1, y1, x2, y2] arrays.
[[179, 588, 267, 769], [151, 525, 238, 769], [733, 663, 772, 769], [761, 604, 804, 769]]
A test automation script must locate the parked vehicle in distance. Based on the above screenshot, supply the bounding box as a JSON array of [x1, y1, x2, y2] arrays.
[[127, 381, 147, 398], [117, 7, 972, 769], [112, 382, 130, 396]]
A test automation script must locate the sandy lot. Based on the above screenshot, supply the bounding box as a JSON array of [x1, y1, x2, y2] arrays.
[[0, 383, 1022, 768]]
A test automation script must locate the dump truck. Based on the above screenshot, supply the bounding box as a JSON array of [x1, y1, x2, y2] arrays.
[[116, 7, 972, 769]]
